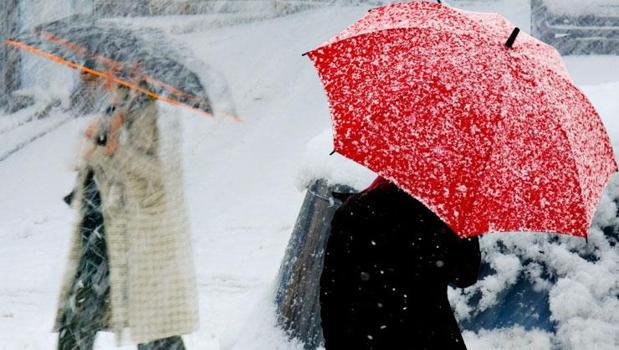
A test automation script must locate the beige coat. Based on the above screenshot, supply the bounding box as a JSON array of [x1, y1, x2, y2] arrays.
[[55, 100, 199, 344]]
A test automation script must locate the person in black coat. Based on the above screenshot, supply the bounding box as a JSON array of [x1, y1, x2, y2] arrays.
[[320, 177, 481, 350]]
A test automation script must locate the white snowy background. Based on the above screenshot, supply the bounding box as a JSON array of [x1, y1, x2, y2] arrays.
[[0, 1, 618, 349]]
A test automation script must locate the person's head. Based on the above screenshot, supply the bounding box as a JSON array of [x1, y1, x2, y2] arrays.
[[131, 79, 157, 109], [113, 84, 131, 104], [119, 79, 157, 126]]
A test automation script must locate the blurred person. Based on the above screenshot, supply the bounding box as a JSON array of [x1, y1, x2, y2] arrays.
[[320, 177, 481, 350], [56, 81, 198, 350]]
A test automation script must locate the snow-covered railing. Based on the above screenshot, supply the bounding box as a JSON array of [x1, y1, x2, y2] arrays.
[[531, 0, 619, 55], [274, 179, 355, 349]]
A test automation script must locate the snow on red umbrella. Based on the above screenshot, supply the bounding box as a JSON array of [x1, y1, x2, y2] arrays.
[[305, 1, 617, 238]]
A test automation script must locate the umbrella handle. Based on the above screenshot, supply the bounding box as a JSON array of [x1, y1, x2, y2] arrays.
[[505, 27, 520, 48]]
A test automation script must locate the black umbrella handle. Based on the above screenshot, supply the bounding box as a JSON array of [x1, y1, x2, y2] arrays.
[[505, 27, 520, 48]]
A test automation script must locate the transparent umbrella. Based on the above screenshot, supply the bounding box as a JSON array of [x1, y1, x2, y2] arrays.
[[6, 15, 213, 116]]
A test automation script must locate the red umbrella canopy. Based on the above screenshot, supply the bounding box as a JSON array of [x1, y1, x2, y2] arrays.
[[306, 2, 617, 238]]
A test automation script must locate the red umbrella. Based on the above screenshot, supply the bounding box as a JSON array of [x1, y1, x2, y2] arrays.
[[305, 2, 617, 238]]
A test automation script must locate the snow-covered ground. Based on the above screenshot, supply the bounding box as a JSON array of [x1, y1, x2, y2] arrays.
[[0, 2, 618, 350]]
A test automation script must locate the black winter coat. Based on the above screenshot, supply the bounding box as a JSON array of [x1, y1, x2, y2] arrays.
[[320, 181, 481, 350]]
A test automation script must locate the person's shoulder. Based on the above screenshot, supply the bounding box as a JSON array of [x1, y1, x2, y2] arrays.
[[335, 182, 406, 217], [364, 182, 414, 205]]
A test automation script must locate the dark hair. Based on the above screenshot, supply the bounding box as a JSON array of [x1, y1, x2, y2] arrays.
[[83, 58, 97, 70]]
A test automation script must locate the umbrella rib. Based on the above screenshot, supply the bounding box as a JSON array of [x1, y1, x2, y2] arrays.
[[525, 62, 593, 229], [308, 3, 497, 56], [540, 91, 593, 227]]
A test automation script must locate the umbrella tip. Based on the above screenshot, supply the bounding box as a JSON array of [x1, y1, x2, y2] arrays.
[[505, 27, 520, 48], [302, 51, 308, 57], [329, 149, 336, 156], [437, 0, 442, 4]]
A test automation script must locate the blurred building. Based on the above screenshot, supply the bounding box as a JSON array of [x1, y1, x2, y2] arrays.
[[531, 0, 619, 55], [0, 0, 21, 110]]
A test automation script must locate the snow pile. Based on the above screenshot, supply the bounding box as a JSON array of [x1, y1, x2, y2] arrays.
[[221, 289, 306, 350], [463, 327, 554, 350], [297, 129, 376, 191]]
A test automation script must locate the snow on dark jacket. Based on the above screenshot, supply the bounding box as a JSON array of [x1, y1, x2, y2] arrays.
[[319, 180, 480, 350]]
